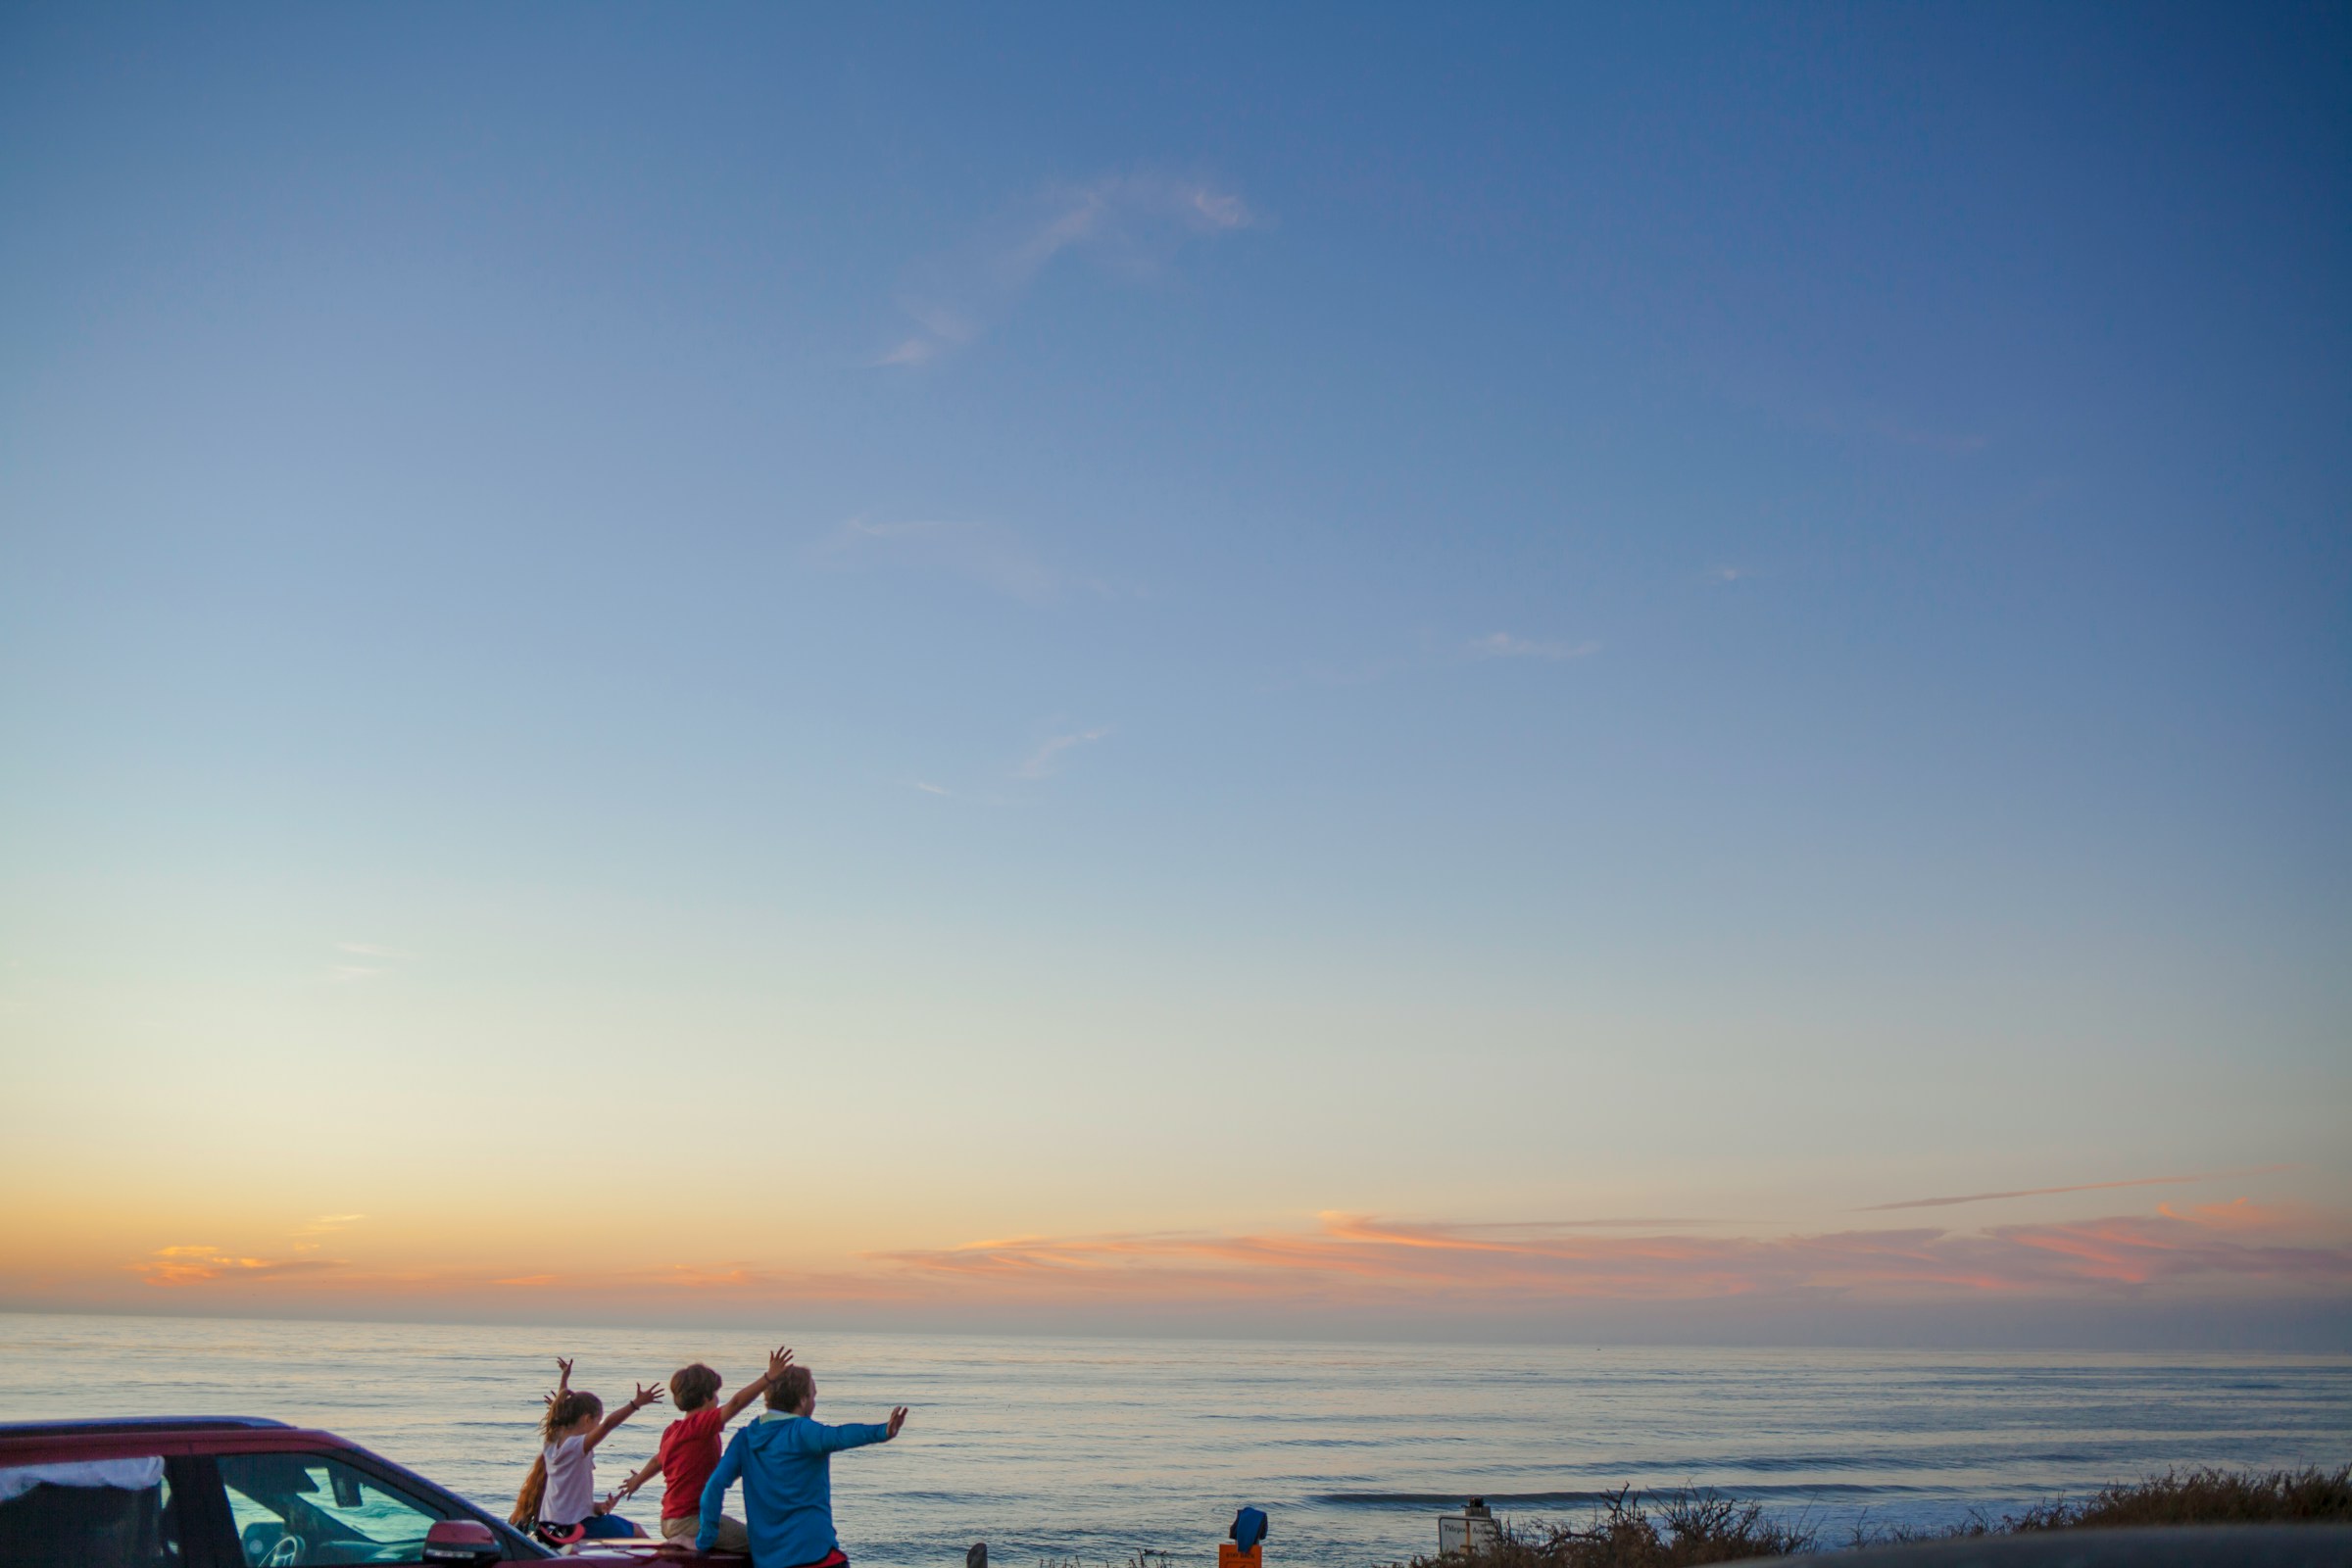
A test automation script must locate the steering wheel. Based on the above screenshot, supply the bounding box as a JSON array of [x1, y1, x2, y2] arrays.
[[261, 1534, 304, 1568]]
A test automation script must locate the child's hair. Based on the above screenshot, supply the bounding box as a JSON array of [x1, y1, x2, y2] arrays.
[[541, 1391, 603, 1444], [510, 1456, 546, 1527], [765, 1365, 815, 1412], [670, 1363, 722, 1412]]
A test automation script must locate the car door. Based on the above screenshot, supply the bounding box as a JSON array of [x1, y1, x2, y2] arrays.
[[175, 1447, 540, 1567], [0, 1449, 215, 1568]]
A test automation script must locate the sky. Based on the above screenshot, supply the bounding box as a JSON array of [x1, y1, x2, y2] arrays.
[[1, 3, 2347, 1348]]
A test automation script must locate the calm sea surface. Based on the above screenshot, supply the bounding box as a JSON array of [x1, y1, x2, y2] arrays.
[[0, 1313, 2345, 1563]]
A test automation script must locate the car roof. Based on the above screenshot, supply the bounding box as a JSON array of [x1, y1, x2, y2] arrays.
[[0, 1417, 330, 1464], [0, 1417, 292, 1439]]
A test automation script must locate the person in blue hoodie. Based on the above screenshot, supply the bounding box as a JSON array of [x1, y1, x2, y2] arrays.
[[697, 1361, 907, 1567]]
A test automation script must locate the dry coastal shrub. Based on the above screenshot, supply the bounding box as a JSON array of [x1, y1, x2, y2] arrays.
[[1400, 1466, 2352, 1564], [1402, 1490, 1815, 1568], [2010, 1465, 2352, 1531]]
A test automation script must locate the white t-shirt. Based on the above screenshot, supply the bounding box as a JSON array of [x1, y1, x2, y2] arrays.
[[542, 1435, 595, 1525]]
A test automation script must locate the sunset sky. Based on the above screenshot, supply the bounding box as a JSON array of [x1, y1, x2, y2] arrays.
[[2, 4, 2347, 1348]]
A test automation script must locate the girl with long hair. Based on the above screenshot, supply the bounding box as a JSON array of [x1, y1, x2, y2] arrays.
[[511, 1356, 664, 1542]]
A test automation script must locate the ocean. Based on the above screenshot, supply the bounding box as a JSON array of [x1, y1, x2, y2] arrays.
[[0, 1313, 2344, 1564]]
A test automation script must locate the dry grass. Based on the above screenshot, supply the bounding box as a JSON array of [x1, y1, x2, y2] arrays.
[[1857, 1464, 2352, 1544], [2012, 1465, 2352, 1531], [1404, 1490, 1816, 1568], [1398, 1466, 2352, 1565]]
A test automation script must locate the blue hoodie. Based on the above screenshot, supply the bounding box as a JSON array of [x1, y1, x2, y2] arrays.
[[697, 1410, 894, 1564]]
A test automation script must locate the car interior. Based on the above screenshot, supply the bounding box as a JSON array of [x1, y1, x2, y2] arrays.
[[218, 1453, 450, 1567], [0, 1475, 180, 1568]]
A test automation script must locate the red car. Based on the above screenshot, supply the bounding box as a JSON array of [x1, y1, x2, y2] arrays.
[[0, 1417, 735, 1567]]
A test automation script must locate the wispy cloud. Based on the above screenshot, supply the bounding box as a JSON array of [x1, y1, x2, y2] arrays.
[[911, 781, 950, 797], [133, 1246, 345, 1288], [819, 516, 1072, 605], [654, 1262, 785, 1291], [1469, 633, 1601, 662], [97, 1201, 2347, 1330], [1018, 727, 1112, 780], [322, 941, 414, 985], [1704, 363, 1986, 456], [2159, 1199, 2308, 1233], [873, 337, 942, 368], [870, 1204, 2352, 1306], [1278, 630, 1602, 691], [1857, 1166, 2294, 1212], [878, 172, 1254, 367], [294, 1213, 366, 1236], [1708, 565, 1754, 584], [1370, 1216, 1721, 1234]]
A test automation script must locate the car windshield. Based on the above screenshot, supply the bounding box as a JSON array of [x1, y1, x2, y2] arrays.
[[218, 1453, 444, 1566]]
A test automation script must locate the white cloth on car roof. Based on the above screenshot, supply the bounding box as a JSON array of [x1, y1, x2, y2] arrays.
[[0, 1457, 166, 1504]]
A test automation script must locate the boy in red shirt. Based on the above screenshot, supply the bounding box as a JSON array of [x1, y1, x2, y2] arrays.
[[614, 1344, 792, 1551]]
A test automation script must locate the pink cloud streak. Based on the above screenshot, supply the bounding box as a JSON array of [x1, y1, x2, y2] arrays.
[[107, 1203, 2350, 1321], [1856, 1165, 2295, 1211], [869, 1206, 2352, 1308]]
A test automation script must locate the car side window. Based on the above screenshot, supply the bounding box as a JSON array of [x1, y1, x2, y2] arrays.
[[0, 1456, 181, 1568], [215, 1454, 446, 1567]]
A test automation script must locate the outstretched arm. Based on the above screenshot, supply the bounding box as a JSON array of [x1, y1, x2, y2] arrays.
[[808, 1407, 907, 1453], [582, 1383, 664, 1453], [612, 1453, 662, 1503], [718, 1345, 794, 1423], [542, 1356, 575, 1410]]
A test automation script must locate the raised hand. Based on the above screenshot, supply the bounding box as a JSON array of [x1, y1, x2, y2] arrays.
[[632, 1381, 667, 1410], [766, 1345, 795, 1382], [555, 1357, 574, 1390], [885, 1406, 908, 1440]]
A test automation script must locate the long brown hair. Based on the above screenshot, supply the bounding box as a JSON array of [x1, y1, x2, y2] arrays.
[[509, 1455, 546, 1527], [514, 1390, 603, 1524]]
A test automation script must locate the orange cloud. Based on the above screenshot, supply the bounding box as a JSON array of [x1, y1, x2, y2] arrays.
[[2156, 1198, 2301, 1232], [89, 1201, 2350, 1326], [133, 1246, 346, 1287], [869, 1205, 2352, 1309]]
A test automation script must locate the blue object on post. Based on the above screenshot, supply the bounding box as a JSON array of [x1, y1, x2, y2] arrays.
[[1231, 1507, 1269, 1553]]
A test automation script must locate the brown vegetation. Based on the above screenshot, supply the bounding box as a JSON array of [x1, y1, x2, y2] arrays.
[[2017, 1465, 2352, 1530], [1404, 1490, 1815, 1568], [1397, 1466, 2351, 1566]]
